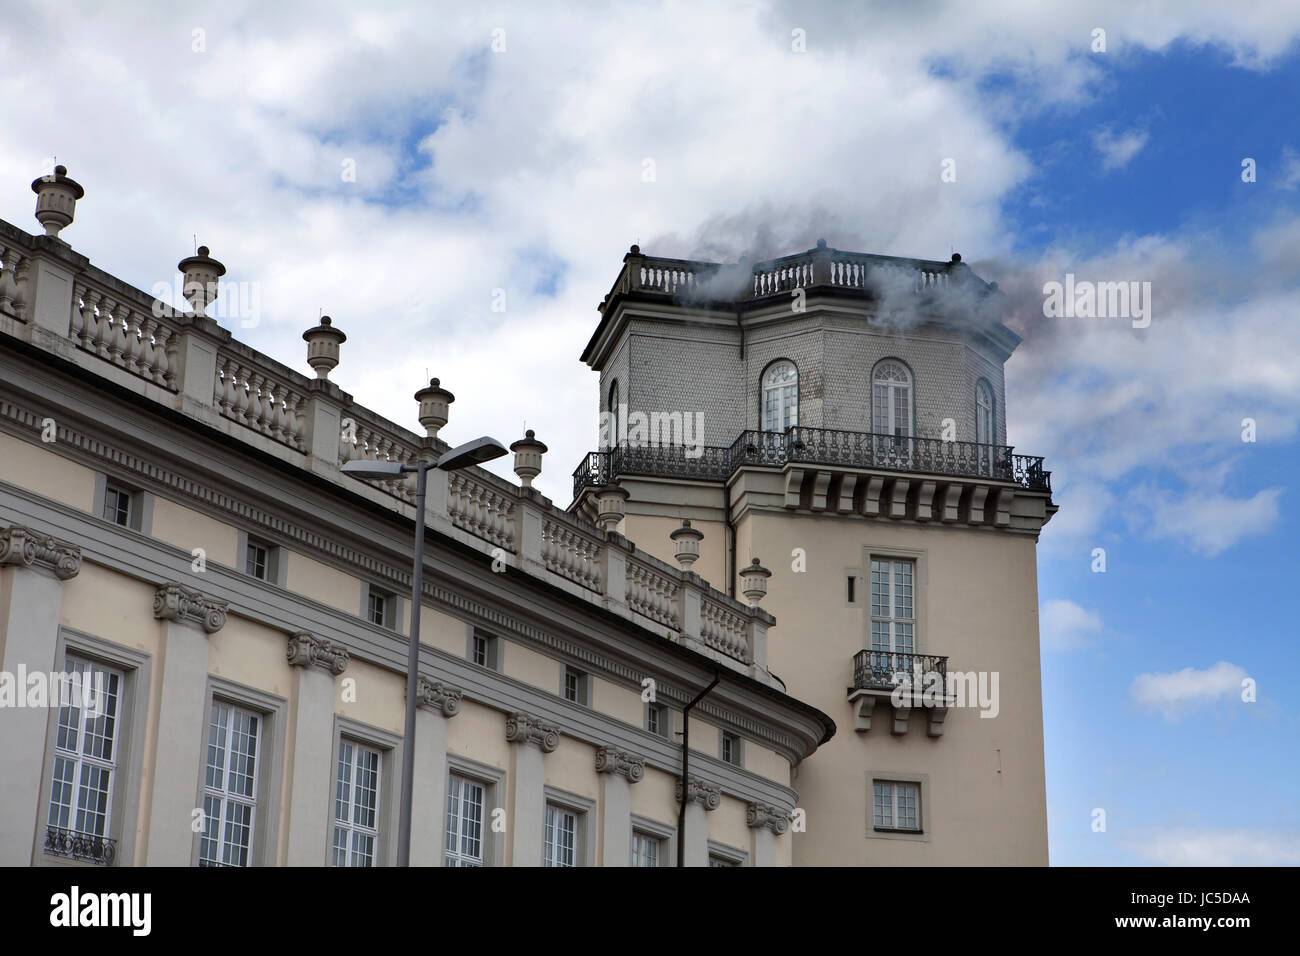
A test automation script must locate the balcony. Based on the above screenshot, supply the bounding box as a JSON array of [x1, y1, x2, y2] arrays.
[[573, 426, 1051, 501], [847, 649, 953, 737], [44, 826, 117, 865]]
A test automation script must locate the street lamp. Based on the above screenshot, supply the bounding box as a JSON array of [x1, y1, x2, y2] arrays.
[[341, 435, 507, 866]]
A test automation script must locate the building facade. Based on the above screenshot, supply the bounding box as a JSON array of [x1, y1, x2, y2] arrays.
[[0, 168, 834, 868], [571, 242, 1056, 864]]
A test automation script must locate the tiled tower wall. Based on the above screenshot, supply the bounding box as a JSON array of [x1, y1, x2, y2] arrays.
[[596, 309, 1009, 449]]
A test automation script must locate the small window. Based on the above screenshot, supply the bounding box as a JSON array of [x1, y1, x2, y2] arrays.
[[470, 631, 500, 670], [873, 780, 921, 832], [200, 702, 261, 867], [102, 484, 133, 527], [244, 540, 269, 581], [563, 666, 589, 706], [543, 803, 581, 868], [721, 731, 742, 767], [646, 703, 669, 738], [446, 773, 487, 867], [366, 588, 394, 628], [708, 854, 740, 867], [332, 741, 381, 867], [847, 575, 856, 603], [632, 831, 662, 868]]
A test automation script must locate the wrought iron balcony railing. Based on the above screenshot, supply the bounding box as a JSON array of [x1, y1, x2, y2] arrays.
[[852, 649, 949, 693], [573, 426, 1050, 500], [44, 825, 117, 865]]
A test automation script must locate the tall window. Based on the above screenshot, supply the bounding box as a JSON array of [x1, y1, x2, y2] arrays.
[[200, 702, 260, 867], [332, 741, 381, 867], [543, 804, 578, 867], [871, 360, 913, 439], [632, 832, 661, 867], [873, 780, 921, 832], [761, 361, 798, 432], [607, 381, 621, 449], [975, 378, 995, 476], [46, 656, 122, 845], [870, 558, 915, 657], [445, 774, 485, 867]]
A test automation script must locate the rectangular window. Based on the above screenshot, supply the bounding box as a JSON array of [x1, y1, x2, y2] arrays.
[[367, 589, 391, 628], [244, 540, 269, 581], [870, 558, 915, 658], [563, 666, 588, 705], [646, 703, 668, 738], [847, 575, 856, 604], [543, 804, 578, 867], [102, 485, 132, 527], [46, 656, 123, 848], [199, 702, 261, 867], [332, 741, 381, 867], [445, 774, 486, 867], [708, 855, 740, 867], [472, 634, 488, 667], [632, 831, 661, 868], [873, 780, 921, 832], [721, 732, 741, 767]]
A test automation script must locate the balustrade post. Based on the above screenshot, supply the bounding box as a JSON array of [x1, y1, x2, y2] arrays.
[[300, 379, 349, 470], [167, 314, 229, 412], [600, 531, 632, 619], [677, 572, 703, 646], [514, 486, 549, 576], [18, 237, 86, 342]]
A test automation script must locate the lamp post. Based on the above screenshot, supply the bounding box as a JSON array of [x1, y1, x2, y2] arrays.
[[341, 435, 507, 866]]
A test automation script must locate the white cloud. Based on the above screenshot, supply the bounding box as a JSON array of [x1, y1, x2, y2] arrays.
[[1129, 661, 1249, 720], [1281, 145, 1300, 190], [1127, 827, 1300, 866], [1093, 127, 1150, 170], [1139, 486, 1283, 556], [1040, 599, 1104, 650]]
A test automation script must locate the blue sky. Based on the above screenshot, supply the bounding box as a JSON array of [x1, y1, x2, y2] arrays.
[[1, 1, 1297, 865]]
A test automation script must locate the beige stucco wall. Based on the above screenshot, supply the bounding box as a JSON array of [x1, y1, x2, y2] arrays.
[[0, 431, 96, 510], [620, 513, 728, 588], [591, 676, 643, 726], [284, 551, 362, 615], [502, 640, 562, 694], [150, 498, 238, 567], [743, 511, 1048, 865]]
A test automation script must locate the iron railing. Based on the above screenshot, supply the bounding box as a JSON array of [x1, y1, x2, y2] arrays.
[[574, 426, 1050, 499], [44, 826, 116, 865], [852, 649, 949, 692]]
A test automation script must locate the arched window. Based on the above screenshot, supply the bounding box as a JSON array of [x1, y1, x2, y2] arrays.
[[606, 380, 621, 449], [975, 379, 994, 445], [871, 360, 912, 438], [761, 361, 798, 432]]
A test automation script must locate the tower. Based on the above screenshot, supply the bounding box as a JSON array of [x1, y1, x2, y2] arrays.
[[570, 241, 1056, 864]]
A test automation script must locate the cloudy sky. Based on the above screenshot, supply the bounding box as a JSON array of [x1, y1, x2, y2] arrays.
[[2, 0, 1297, 865]]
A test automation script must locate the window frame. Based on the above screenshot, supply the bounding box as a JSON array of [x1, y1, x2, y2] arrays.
[[759, 359, 799, 433], [629, 814, 676, 868], [606, 379, 622, 449], [190, 677, 286, 867], [467, 628, 502, 671], [868, 772, 931, 842], [360, 582, 401, 632], [706, 840, 748, 867], [198, 699, 263, 868], [92, 474, 153, 534], [869, 556, 916, 657], [719, 729, 744, 768], [870, 358, 915, 441], [330, 717, 401, 867], [444, 755, 505, 867], [541, 786, 595, 868], [237, 530, 284, 587], [562, 665, 591, 706], [645, 701, 671, 739]]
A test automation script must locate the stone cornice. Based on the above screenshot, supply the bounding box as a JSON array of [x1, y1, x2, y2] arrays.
[[152, 582, 228, 634], [0, 524, 81, 579], [746, 801, 790, 834], [675, 776, 721, 810], [505, 711, 560, 752], [415, 676, 463, 717], [594, 745, 645, 782], [286, 631, 349, 675]]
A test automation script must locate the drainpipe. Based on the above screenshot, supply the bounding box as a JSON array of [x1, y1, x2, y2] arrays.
[[677, 670, 721, 867]]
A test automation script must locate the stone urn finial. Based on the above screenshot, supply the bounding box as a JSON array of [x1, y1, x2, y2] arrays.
[[414, 377, 455, 438], [31, 164, 84, 238], [740, 557, 771, 607], [177, 245, 226, 317], [303, 315, 346, 380], [670, 519, 704, 571], [510, 429, 548, 488], [594, 485, 630, 532]]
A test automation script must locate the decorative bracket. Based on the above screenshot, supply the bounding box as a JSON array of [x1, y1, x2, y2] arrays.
[[286, 631, 350, 675], [594, 745, 645, 782], [153, 582, 227, 634], [0, 525, 81, 580], [415, 676, 463, 717]]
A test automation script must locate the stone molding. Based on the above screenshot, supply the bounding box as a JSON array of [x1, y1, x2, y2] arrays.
[[415, 675, 463, 717], [0, 524, 81, 579], [152, 581, 228, 634], [285, 631, 349, 675], [675, 776, 721, 810], [746, 801, 790, 834], [594, 745, 645, 782], [505, 711, 560, 752]]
